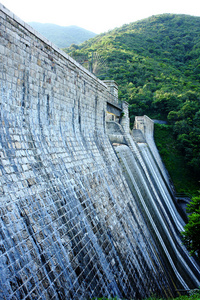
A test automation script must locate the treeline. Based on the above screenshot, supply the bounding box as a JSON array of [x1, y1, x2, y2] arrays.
[[64, 14, 200, 177]]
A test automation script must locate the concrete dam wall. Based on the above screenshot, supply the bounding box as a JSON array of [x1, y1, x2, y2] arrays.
[[0, 4, 199, 300]]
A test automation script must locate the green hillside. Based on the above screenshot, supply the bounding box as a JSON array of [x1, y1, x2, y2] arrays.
[[64, 14, 200, 194], [28, 22, 96, 48]]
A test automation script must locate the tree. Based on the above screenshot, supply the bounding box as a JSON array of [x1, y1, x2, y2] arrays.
[[152, 91, 181, 115], [181, 194, 200, 259]]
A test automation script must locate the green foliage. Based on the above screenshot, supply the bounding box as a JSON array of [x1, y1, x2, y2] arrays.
[[144, 296, 200, 300], [169, 100, 200, 175], [92, 291, 200, 300], [181, 194, 200, 258], [64, 13, 200, 180], [154, 124, 199, 196]]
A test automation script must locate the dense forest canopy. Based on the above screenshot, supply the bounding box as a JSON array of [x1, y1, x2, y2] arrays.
[[64, 14, 200, 179]]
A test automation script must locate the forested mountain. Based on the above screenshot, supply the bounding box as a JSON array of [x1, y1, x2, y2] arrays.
[[28, 22, 96, 48], [64, 14, 200, 183]]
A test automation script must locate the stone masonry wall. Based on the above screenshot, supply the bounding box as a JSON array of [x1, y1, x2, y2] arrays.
[[0, 4, 195, 300]]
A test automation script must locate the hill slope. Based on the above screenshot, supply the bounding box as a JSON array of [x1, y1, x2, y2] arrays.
[[64, 14, 200, 192], [28, 22, 96, 48]]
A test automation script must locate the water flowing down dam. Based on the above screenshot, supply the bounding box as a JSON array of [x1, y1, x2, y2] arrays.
[[0, 4, 200, 300]]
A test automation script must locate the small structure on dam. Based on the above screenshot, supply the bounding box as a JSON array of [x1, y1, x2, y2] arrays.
[[0, 4, 200, 300]]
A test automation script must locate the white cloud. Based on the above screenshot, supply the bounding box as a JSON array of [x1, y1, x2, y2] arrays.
[[1, 0, 200, 33]]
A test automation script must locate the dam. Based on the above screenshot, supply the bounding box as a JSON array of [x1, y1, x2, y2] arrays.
[[0, 4, 199, 299]]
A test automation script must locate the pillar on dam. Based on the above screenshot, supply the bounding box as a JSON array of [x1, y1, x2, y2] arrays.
[[134, 115, 154, 138], [103, 80, 118, 98], [121, 101, 130, 134], [103, 80, 122, 123]]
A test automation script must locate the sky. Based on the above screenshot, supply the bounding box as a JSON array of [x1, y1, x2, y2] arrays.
[[1, 0, 200, 34]]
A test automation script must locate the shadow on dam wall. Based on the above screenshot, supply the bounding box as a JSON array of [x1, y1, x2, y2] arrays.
[[0, 4, 199, 300]]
